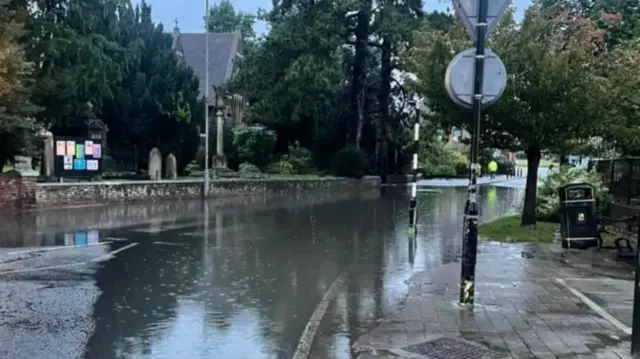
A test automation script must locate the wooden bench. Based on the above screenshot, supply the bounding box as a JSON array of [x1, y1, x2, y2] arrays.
[[598, 215, 638, 259]]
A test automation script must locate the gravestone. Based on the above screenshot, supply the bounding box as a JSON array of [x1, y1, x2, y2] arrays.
[[165, 153, 177, 180], [13, 156, 39, 177], [41, 131, 54, 177], [148, 148, 162, 180]]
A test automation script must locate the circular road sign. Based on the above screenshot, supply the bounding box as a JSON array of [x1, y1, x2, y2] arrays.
[[444, 48, 507, 108]]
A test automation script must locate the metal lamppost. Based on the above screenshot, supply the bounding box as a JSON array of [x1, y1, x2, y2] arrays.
[[203, 0, 210, 197], [445, 0, 509, 305]]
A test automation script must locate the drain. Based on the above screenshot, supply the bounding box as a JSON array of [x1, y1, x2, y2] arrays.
[[404, 337, 503, 359]]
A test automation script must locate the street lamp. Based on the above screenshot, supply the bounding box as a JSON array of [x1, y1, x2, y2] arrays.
[[203, 0, 210, 197]]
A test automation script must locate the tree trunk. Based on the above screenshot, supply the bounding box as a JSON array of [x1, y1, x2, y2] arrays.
[[377, 39, 392, 183], [346, 0, 371, 148], [521, 144, 541, 226]]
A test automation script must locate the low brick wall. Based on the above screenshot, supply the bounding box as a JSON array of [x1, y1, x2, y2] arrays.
[[0, 174, 36, 210], [34, 176, 380, 208]]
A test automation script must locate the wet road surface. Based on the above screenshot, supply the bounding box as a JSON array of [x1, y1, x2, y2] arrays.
[[0, 186, 523, 359]]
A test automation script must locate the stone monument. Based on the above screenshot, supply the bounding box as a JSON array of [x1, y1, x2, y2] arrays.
[[148, 148, 162, 180], [165, 153, 177, 180]]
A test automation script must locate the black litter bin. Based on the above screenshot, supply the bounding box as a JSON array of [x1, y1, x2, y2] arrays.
[[559, 183, 599, 249]]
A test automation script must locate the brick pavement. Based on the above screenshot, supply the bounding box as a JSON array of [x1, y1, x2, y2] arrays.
[[353, 242, 633, 359]]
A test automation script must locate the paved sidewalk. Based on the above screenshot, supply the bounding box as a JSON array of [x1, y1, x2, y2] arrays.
[[353, 242, 633, 359]]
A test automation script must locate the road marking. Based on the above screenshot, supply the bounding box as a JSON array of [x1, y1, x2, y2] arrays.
[[91, 242, 139, 263], [153, 241, 188, 247], [104, 237, 130, 242], [7, 241, 111, 255], [292, 272, 348, 359], [0, 262, 87, 275], [133, 222, 200, 233], [555, 278, 631, 335]]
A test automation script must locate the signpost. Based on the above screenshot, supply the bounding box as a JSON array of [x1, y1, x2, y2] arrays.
[[447, 0, 510, 305]]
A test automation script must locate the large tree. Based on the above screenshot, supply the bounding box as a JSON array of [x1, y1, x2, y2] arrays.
[[405, 6, 612, 225], [206, 0, 255, 40], [100, 1, 202, 171], [24, 0, 123, 133], [0, 0, 39, 169]]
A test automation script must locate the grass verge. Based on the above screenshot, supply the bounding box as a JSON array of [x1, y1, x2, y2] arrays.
[[479, 216, 558, 243]]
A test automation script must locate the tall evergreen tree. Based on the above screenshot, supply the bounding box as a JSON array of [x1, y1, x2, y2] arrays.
[[0, 0, 39, 169]]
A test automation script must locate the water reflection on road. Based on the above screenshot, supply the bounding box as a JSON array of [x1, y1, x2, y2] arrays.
[[73, 185, 521, 359], [0, 185, 523, 359]]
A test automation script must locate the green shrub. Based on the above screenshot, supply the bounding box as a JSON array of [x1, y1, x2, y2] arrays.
[[536, 166, 612, 221], [232, 125, 277, 169], [331, 146, 367, 178], [497, 160, 515, 175], [288, 142, 314, 174], [238, 162, 263, 179], [453, 150, 469, 176], [420, 147, 460, 178], [266, 159, 294, 175]]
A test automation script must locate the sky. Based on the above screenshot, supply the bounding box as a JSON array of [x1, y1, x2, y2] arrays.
[[134, 0, 531, 35]]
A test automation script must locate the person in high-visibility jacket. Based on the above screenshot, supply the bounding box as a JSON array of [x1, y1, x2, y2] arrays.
[[488, 160, 498, 179]]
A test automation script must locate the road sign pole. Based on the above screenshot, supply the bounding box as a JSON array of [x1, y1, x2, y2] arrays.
[[459, 0, 489, 306]]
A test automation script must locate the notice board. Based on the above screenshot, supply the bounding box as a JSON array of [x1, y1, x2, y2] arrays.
[[54, 136, 103, 177]]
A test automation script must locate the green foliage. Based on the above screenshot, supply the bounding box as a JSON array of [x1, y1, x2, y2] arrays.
[[0, 0, 39, 168], [331, 146, 367, 179], [237, 162, 263, 179], [286, 143, 314, 174], [266, 159, 295, 175], [536, 166, 612, 221], [206, 0, 256, 40], [420, 146, 458, 178], [232, 125, 277, 169]]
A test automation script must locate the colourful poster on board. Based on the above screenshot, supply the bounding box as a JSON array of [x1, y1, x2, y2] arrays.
[[66, 141, 75, 156], [73, 158, 86, 170], [74, 232, 87, 246], [87, 160, 98, 171], [64, 232, 74, 246], [56, 141, 66, 156], [87, 230, 99, 244], [92, 144, 101, 158], [63, 156, 73, 170], [75, 144, 84, 159], [85, 141, 93, 155]]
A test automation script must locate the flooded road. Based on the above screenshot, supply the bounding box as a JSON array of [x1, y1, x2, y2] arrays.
[[0, 185, 523, 359]]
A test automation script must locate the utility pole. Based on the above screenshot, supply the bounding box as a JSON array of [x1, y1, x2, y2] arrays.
[[203, 0, 210, 197]]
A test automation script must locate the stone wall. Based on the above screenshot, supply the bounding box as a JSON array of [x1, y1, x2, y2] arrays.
[[0, 174, 36, 210], [34, 177, 380, 208]]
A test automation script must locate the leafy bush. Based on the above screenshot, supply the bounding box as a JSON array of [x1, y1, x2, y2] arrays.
[[238, 162, 263, 179], [266, 159, 294, 175], [453, 150, 469, 176], [497, 160, 515, 175], [232, 125, 277, 169], [420, 147, 460, 178], [287, 142, 314, 174], [331, 146, 367, 178], [536, 166, 612, 221]]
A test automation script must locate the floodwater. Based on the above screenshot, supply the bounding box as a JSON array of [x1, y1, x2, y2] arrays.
[[0, 185, 524, 359]]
